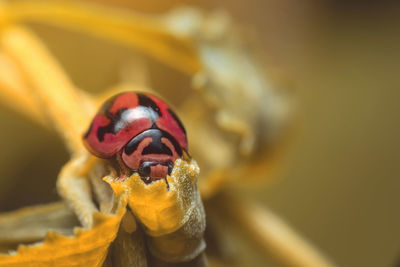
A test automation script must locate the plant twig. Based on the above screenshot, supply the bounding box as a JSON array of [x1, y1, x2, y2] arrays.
[[3, 0, 201, 75], [1, 26, 92, 154], [220, 194, 335, 267], [0, 52, 45, 126]]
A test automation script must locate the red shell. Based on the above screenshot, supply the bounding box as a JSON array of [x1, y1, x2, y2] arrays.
[[83, 92, 187, 159]]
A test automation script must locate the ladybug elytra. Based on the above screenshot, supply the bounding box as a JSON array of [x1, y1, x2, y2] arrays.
[[83, 92, 188, 183]]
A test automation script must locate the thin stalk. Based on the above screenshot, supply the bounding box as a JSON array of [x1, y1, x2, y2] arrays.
[[1, 26, 92, 154], [220, 194, 335, 267], [3, 0, 201, 75]]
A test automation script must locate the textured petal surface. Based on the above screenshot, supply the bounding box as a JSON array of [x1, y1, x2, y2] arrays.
[[0, 212, 125, 267]]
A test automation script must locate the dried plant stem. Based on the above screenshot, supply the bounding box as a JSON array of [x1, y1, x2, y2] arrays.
[[1, 25, 91, 154], [0, 202, 77, 246], [0, 52, 46, 126], [3, 0, 201, 75], [221, 194, 335, 267], [109, 218, 148, 267], [57, 156, 99, 228]]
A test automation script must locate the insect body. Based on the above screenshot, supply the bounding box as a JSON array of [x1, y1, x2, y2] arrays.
[[83, 92, 188, 183]]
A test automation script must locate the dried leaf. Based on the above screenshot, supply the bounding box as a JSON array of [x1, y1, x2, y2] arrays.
[[0, 202, 78, 246], [0, 212, 125, 267], [106, 159, 206, 263]]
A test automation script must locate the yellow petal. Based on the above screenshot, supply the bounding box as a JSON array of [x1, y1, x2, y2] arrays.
[[0, 212, 125, 267]]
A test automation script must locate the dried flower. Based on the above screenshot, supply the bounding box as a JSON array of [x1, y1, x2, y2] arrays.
[[0, 1, 333, 266]]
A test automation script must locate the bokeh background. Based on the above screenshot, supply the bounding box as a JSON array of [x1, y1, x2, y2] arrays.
[[0, 1, 399, 266]]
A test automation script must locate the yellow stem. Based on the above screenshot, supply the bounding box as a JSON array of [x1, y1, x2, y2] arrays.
[[2, 0, 201, 75], [1, 26, 90, 154], [221, 194, 335, 267], [0, 52, 46, 126]]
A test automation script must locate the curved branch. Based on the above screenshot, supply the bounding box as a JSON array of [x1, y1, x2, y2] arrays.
[[220, 194, 335, 267]]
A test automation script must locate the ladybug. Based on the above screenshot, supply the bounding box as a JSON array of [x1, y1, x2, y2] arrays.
[[83, 92, 188, 183]]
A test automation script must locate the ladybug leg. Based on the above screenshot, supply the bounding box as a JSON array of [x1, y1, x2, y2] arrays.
[[167, 162, 173, 175]]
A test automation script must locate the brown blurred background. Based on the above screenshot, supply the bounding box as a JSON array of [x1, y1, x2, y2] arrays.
[[0, 0, 399, 266]]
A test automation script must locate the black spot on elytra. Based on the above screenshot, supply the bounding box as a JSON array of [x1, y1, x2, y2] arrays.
[[97, 108, 126, 142], [168, 108, 186, 134], [84, 120, 94, 139], [84, 94, 122, 140], [137, 93, 161, 116]]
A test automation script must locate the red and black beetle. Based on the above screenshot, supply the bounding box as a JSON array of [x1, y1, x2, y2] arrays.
[[83, 92, 188, 183]]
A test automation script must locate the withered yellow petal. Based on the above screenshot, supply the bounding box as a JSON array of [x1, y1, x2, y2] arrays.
[[0, 212, 124, 267]]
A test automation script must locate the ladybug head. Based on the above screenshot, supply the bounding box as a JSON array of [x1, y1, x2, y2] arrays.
[[83, 92, 188, 182]]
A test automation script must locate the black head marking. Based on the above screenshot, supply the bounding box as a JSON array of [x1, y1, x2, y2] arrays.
[[142, 142, 173, 156], [160, 130, 183, 157], [124, 128, 182, 157]]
